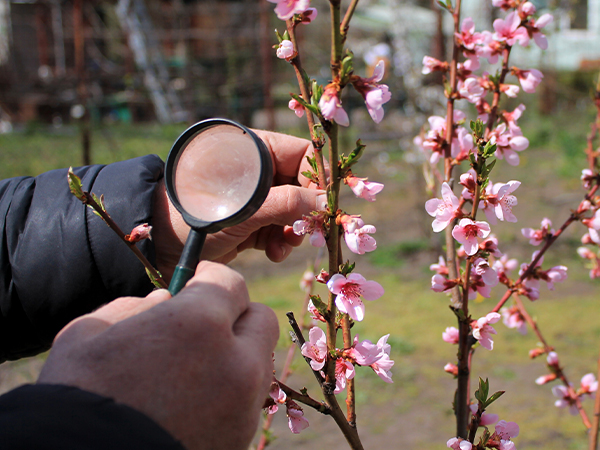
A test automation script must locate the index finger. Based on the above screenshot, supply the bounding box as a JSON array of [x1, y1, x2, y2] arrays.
[[252, 129, 314, 187]]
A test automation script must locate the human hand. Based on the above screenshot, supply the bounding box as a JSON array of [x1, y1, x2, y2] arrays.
[[37, 261, 279, 450], [152, 130, 324, 280]]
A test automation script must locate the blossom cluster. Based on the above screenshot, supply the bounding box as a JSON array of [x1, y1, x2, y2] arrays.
[[270, 0, 391, 126], [301, 326, 394, 392], [447, 419, 519, 450]]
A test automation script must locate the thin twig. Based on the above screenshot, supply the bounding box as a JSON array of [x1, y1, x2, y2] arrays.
[[84, 193, 168, 289], [285, 19, 328, 190], [589, 340, 600, 449], [514, 294, 592, 429]]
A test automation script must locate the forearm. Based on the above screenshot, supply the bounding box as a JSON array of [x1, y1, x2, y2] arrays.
[[0, 155, 164, 362]]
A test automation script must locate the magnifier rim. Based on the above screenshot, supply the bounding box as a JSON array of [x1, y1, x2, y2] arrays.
[[165, 118, 273, 234]]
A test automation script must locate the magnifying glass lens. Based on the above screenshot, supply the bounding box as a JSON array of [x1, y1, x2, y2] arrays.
[[174, 124, 262, 222]]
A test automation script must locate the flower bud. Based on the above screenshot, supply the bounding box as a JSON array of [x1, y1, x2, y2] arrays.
[[535, 373, 557, 385], [125, 223, 152, 243], [444, 363, 459, 376], [529, 347, 545, 359]]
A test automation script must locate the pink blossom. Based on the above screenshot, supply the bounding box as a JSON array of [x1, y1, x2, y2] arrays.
[[276, 39, 294, 59], [447, 437, 473, 450], [474, 257, 499, 286], [480, 235, 503, 258], [307, 299, 326, 323], [472, 312, 501, 350], [552, 385, 578, 415], [333, 358, 355, 393], [443, 326, 460, 344], [293, 212, 327, 247], [339, 215, 377, 255], [351, 61, 392, 123], [422, 56, 449, 74], [369, 335, 394, 383], [327, 273, 384, 322], [580, 373, 598, 396], [521, 1, 536, 16], [521, 217, 554, 245], [426, 182, 461, 232], [493, 0, 517, 10], [578, 246, 596, 260], [348, 335, 380, 366], [460, 169, 477, 199], [501, 306, 527, 334], [459, 77, 485, 104], [319, 84, 349, 126], [289, 98, 305, 117], [299, 7, 317, 23], [502, 104, 526, 134], [500, 84, 520, 98], [514, 68, 543, 93], [345, 175, 384, 201], [267, 0, 311, 20], [444, 363, 459, 376], [492, 181, 520, 223], [496, 420, 520, 439], [126, 223, 152, 243], [266, 381, 287, 414], [529, 13, 553, 49], [418, 111, 466, 164], [543, 265, 568, 290], [493, 12, 530, 46], [489, 123, 528, 166], [494, 255, 519, 279], [456, 17, 482, 50], [581, 169, 596, 189], [536, 373, 558, 385], [286, 400, 310, 433], [452, 127, 475, 161], [468, 273, 493, 299], [478, 30, 503, 64], [470, 404, 499, 426], [432, 274, 458, 293], [430, 256, 449, 275], [452, 219, 491, 256], [299, 269, 314, 293], [301, 326, 328, 370], [547, 351, 559, 366]]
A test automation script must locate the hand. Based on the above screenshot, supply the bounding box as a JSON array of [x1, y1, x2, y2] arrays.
[[152, 130, 324, 280], [38, 261, 279, 450]]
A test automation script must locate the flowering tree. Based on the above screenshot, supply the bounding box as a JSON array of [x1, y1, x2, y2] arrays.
[[416, 0, 600, 448]]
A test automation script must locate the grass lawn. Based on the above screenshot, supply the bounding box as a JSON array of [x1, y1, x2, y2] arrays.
[[0, 99, 599, 449]]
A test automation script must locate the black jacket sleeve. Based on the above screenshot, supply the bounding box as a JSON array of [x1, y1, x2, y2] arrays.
[[0, 155, 165, 363], [0, 384, 185, 449]]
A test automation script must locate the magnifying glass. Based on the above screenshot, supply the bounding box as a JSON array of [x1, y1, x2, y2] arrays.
[[164, 118, 273, 295]]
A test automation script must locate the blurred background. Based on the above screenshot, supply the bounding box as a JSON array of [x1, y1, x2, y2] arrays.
[[0, 0, 599, 448]]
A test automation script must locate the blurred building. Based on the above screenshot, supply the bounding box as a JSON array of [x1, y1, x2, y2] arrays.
[[0, 0, 275, 125]]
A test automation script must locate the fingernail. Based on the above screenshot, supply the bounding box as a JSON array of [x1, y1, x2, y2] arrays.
[[316, 193, 327, 211], [280, 246, 287, 258]]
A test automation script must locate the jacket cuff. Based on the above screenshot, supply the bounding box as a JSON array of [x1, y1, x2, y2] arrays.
[[0, 384, 185, 449]]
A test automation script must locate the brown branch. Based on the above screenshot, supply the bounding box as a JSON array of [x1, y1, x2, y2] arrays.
[[514, 294, 592, 429], [277, 380, 332, 415], [285, 19, 327, 190], [491, 183, 599, 313], [84, 193, 168, 289], [342, 315, 356, 425], [484, 46, 512, 137], [340, 0, 360, 42], [589, 339, 600, 449]]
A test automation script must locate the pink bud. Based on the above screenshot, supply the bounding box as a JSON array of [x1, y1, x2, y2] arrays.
[[125, 223, 152, 243], [444, 363, 459, 376], [535, 373, 557, 385], [547, 351, 559, 366]]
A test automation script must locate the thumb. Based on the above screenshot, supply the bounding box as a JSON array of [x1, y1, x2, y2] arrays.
[[54, 289, 172, 343], [244, 185, 326, 229]]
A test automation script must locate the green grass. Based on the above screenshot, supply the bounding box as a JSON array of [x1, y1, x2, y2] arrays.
[[1, 99, 600, 449]]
